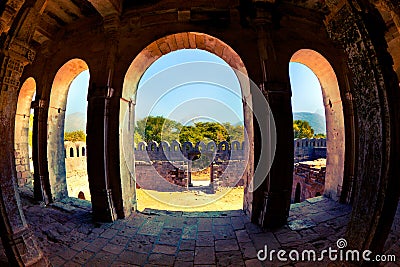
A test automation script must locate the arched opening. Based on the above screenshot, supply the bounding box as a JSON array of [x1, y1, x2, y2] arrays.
[[47, 59, 89, 201], [14, 77, 36, 187], [133, 49, 246, 208], [121, 32, 253, 215], [290, 49, 345, 202], [294, 183, 301, 203]]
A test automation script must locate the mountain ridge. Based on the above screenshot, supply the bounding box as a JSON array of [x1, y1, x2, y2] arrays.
[[65, 112, 86, 132], [293, 112, 326, 134]]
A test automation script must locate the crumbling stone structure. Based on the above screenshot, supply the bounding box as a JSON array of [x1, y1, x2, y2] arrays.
[[292, 160, 327, 203], [64, 141, 90, 200], [293, 138, 327, 162], [135, 140, 246, 190], [0, 0, 400, 265]]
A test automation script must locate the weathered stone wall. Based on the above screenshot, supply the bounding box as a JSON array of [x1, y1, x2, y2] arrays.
[[291, 162, 326, 203], [211, 160, 246, 188], [15, 78, 36, 186], [135, 161, 188, 191], [135, 140, 245, 161], [14, 142, 33, 186], [293, 138, 327, 162], [64, 141, 90, 200], [134, 140, 246, 190]]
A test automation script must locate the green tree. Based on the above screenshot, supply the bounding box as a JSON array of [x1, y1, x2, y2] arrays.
[[314, 133, 326, 138], [223, 122, 245, 143], [135, 116, 245, 145], [135, 116, 181, 143], [134, 131, 143, 144], [64, 130, 86, 142], [192, 122, 229, 144], [178, 125, 202, 144], [293, 120, 314, 139]]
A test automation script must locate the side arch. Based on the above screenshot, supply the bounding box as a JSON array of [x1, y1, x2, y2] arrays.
[[15, 77, 36, 186], [290, 49, 345, 201], [47, 58, 89, 200]]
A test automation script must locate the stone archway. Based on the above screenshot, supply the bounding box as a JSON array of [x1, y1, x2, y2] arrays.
[[15, 77, 36, 187], [47, 59, 89, 200], [290, 49, 346, 201], [121, 32, 254, 215]]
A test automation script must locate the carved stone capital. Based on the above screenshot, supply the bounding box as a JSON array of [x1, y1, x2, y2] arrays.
[[8, 39, 36, 65]]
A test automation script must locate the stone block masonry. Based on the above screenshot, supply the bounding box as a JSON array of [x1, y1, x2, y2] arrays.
[[134, 140, 246, 190], [293, 138, 326, 163], [64, 141, 90, 200], [292, 159, 326, 203]]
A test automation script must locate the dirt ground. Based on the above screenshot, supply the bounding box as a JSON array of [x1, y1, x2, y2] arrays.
[[136, 186, 244, 212]]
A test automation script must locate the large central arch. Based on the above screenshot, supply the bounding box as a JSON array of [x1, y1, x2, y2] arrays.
[[121, 32, 255, 215]]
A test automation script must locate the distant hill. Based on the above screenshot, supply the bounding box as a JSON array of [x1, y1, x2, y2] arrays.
[[65, 112, 86, 132], [293, 112, 326, 134]]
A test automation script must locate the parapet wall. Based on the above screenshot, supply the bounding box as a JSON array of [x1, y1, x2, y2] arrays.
[[64, 141, 87, 158], [62, 138, 326, 195], [64, 141, 90, 200], [293, 138, 327, 163], [135, 140, 245, 162]]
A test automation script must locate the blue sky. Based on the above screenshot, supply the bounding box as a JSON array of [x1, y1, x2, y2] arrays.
[[289, 62, 325, 115], [136, 50, 244, 125], [65, 49, 325, 124], [66, 70, 89, 115]]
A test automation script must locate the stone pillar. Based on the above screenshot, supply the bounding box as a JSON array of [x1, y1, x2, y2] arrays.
[[251, 6, 293, 228], [0, 38, 48, 267], [87, 15, 126, 222], [32, 98, 52, 204], [119, 97, 137, 212], [325, 0, 400, 252]]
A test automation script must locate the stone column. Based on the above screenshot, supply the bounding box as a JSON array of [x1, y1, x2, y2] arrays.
[[251, 5, 294, 228], [325, 0, 400, 252], [87, 15, 125, 222], [0, 37, 48, 267], [32, 98, 52, 204]]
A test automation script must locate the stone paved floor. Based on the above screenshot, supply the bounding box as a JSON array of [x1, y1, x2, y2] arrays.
[[0, 188, 398, 266]]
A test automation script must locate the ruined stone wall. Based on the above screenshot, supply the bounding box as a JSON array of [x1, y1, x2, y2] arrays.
[[14, 142, 32, 186], [64, 141, 90, 200], [293, 138, 327, 162], [211, 160, 246, 188], [135, 140, 246, 190], [135, 160, 188, 190], [291, 162, 326, 203]]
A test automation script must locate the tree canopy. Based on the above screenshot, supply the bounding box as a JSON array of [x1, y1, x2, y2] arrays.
[[135, 116, 181, 144], [64, 130, 86, 142], [135, 116, 244, 144], [293, 120, 314, 139]]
